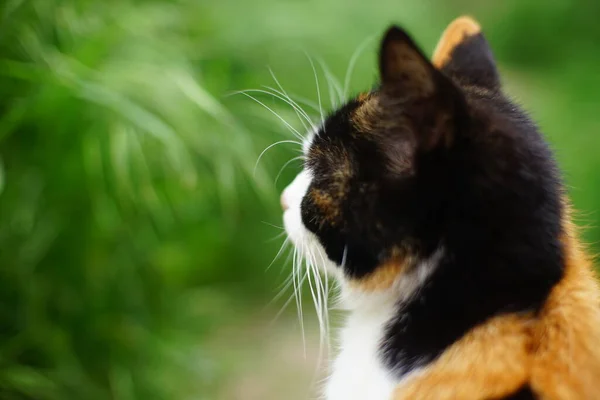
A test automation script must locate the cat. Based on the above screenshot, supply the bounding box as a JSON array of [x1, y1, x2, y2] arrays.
[[280, 16, 600, 400]]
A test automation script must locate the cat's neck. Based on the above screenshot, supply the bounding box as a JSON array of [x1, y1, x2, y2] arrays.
[[325, 251, 445, 400], [337, 247, 444, 312], [335, 243, 562, 379], [326, 286, 399, 400]]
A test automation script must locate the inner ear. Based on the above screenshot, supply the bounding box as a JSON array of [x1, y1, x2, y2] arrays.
[[432, 16, 500, 90], [379, 26, 436, 98]]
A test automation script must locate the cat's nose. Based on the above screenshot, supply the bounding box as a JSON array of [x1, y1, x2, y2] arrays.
[[280, 193, 289, 211]]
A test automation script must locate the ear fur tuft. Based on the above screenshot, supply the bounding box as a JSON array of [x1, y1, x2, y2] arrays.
[[432, 16, 500, 90], [432, 16, 481, 69]]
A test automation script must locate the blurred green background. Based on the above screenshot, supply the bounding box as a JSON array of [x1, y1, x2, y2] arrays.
[[1, 0, 599, 399]]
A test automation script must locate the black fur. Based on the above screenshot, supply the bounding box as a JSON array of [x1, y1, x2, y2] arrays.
[[300, 25, 564, 378], [442, 33, 501, 90], [498, 384, 537, 400]]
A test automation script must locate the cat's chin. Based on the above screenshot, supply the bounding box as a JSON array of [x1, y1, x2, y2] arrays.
[[282, 208, 303, 247], [283, 213, 342, 279]]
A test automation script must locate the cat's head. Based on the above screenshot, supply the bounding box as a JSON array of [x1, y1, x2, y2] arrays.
[[281, 17, 562, 299]]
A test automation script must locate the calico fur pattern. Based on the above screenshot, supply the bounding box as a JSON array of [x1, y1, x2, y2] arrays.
[[280, 16, 600, 399]]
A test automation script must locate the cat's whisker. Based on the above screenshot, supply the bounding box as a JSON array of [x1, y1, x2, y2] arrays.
[[343, 35, 376, 99], [310, 248, 330, 348], [263, 86, 316, 127], [309, 254, 325, 327], [266, 245, 295, 320], [254, 139, 302, 175], [266, 237, 290, 271], [293, 245, 307, 356], [328, 245, 348, 309], [305, 257, 321, 335], [316, 56, 344, 108], [269, 272, 294, 306], [238, 87, 313, 134], [304, 52, 326, 130], [275, 155, 305, 186], [311, 249, 334, 389], [282, 246, 295, 270], [271, 270, 308, 325], [306, 251, 329, 386], [272, 244, 302, 299], [315, 246, 331, 335], [263, 86, 321, 115], [267, 69, 318, 132], [232, 91, 305, 142], [320, 63, 338, 110], [265, 230, 287, 243], [261, 220, 285, 230]]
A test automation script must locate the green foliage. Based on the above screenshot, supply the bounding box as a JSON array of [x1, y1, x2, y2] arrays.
[[0, 1, 276, 398], [0, 0, 598, 399]]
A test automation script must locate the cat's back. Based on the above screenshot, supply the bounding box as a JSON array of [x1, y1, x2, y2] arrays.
[[392, 218, 600, 399]]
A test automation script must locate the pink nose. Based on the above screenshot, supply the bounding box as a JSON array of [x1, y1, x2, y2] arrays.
[[280, 193, 289, 211]]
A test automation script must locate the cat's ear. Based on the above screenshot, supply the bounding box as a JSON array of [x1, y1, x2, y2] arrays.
[[379, 26, 438, 98], [432, 16, 500, 90], [378, 26, 465, 151]]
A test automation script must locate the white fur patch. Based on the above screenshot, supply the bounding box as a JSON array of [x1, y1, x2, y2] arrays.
[[282, 169, 312, 248], [325, 249, 443, 400], [325, 293, 398, 400]]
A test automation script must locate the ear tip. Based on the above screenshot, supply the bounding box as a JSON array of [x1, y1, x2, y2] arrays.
[[432, 15, 483, 68], [382, 25, 411, 44], [446, 16, 482, 37]]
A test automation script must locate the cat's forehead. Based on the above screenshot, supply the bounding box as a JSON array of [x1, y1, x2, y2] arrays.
[[304, 93, 378, 154]]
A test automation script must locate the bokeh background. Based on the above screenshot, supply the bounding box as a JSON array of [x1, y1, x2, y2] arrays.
[[1, 0, 599, 399]]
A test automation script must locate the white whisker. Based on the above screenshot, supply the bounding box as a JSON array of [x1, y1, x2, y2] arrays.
[[270, 273, 294, 305], [306, 246, 332, 391], [305, 257, 321, 333], [265, 230, 287, 243], [272, 274, 306, 323], [309, 248, 329, 341], [238, 88, 313, 133], [261, 221, 285, 230], [316, 57, 344, 108], [232, 91, 305, 142], [275, 155, 305, 186], [263, 85, 321, 114], [266, 237, 290, 271], [254, 139, 302, 175], [268, 68, 318, 132], [271, 270, 308, 323], [270, 261, 298, 304], [343, 35, 376, 98], [292, 246, 307, 356], [341, 245, 348, 269], [265, 89, 317, 131], [304, 52, 326, 129], [315, 246, 331, 319]]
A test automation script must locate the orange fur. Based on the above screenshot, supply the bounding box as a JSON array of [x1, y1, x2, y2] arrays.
[[392, 207, 600, 399], [529, 214, 600, 399], [349, 255, 412, 292], [357, 92, 370, 102], [432, 16, 481, 69], [392, 313, 533, 399], [352, 96, 381, 134], [311, 188, 340, 224]]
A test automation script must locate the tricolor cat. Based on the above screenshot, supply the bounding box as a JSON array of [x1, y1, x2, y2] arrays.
[[280, 16, 600, 399]]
